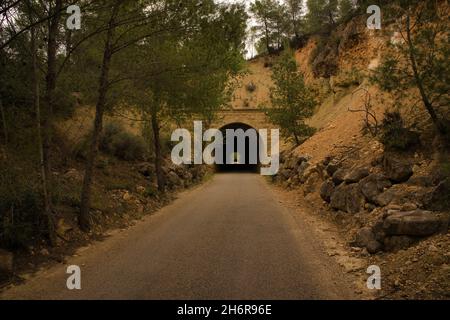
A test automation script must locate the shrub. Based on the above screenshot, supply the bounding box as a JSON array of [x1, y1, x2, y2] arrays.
[[144, 185, 158, 197], [99, 122, 123, 151], [0, 164, 42, 249], [336, 67, 363, 88], [106, 131, 148, 161], [76, 122, 149, 161], [379, 111, 420, 151], [72, 136, 90, 160]]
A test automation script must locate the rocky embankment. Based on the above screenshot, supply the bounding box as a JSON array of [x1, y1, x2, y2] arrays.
[[276, 148, 450, 255], [275, 144, 450, 299], [0, 159, 209, 282]]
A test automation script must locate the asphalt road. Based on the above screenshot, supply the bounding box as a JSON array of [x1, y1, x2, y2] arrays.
[[0, 173, 355, 300]]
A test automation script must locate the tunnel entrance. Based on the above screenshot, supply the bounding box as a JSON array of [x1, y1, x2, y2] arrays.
[[216, 122, 260, 173]]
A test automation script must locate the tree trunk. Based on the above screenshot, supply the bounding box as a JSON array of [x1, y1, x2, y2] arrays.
[[0, 98, 7, 146], [406, 14, 446, 134], [79, 5, 119, 232], [32, 25, 53, 244], [264, 20, 270, 53], [291, 13, 299, 41], [42, 0, 63, 245], [65, 29, 72, 55], [151, 106, 166, 192]]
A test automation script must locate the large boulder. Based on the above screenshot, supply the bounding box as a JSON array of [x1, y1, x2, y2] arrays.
[[359, 174, 392, 203], [297, 154, 312, 164], [304, 172, 319, 195], [384, 236, 418, 252], [426, 179, 450, 211], [332, 168, 348, 185], [382, 153, 413, 183], [355, 227, 383, 254], [279, 168, 293, 180], [285, 155, 308, 170], [344, 167, 370, 184], [383, 210, 442, 237], [320, 180, 335, 202], [297, 161, 310, 177], [300, 165, 317, 184], [330, 184, 347, 211], [407, 175, 434, 187], [0, 249, 13, 276], [371, 220, 387, 242], [166, 171, 182, 188], [322, 156, 333, 167], [374, 187, 401, 207], [330, 183, 366, 214], [326, 159, 340, 177]]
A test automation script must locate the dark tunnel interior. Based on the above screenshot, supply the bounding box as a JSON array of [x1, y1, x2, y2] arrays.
[[216, 122, 260, 173]]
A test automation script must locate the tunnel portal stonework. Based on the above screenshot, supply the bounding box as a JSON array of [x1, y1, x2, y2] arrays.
[[212, 109, 275, 131]]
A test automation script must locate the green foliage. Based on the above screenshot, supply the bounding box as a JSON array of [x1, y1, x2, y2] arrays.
[[0, 160, 41, 249], [52, 180, 82, 208], [108, 132, 148, 162], [286, 0, 304, 40], [379, 111, 420, 151], [371, 2, 450, 133], [75, 122, 149, 162], [104, 178, 135, 192], [99, 122, 124, 152], [305, 0, 339, 34], [100, 123, 148, 161], [441, 159, 450, 178], [338, 0, 355, 23], [266, 51, 316, 145], [144, 185, 159, 198], [335, 67, 363, 88], [250, 0, 291, 54], [370, 57, 401, 92]]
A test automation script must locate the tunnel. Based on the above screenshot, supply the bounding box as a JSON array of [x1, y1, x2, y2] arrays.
[[216, 122, 261, 173]]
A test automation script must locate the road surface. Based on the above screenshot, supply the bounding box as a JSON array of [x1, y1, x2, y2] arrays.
[[0, 173, 356, 300]]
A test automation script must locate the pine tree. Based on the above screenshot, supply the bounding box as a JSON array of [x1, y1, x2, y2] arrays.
[[305, 0, 339, 34], [250, 0, 290, 54], [338, 0, 354, 23], [371, 1, 449, 135], [266, 51, 316, 145]]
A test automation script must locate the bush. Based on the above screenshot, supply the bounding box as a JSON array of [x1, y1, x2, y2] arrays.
[[144, 185, 158, 197], [76, 122, 149, 161], [106, 131, 148, 161], [99, 122, 123, 151], [379, 111, 420, 151], [335, 67, 363, 88], [0, 163, 42, 249]]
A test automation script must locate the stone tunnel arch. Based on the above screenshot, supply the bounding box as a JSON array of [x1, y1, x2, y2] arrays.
[[216, 122, 261, 173]]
